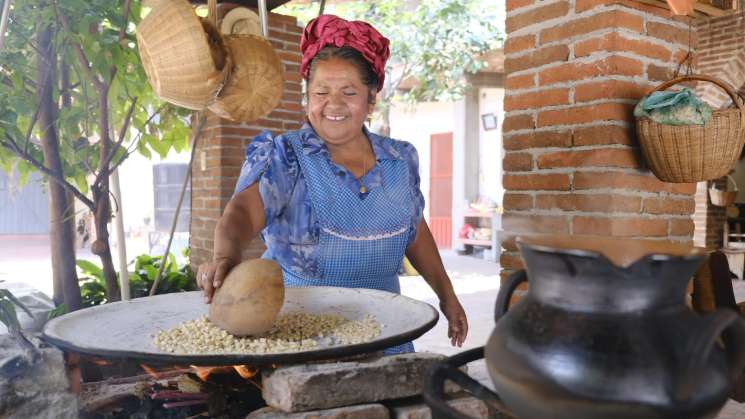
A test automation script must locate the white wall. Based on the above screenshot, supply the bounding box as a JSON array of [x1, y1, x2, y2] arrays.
[[388, 101, 456, 220], [478, 87, 504, 205], [115, 149, 190, 257]]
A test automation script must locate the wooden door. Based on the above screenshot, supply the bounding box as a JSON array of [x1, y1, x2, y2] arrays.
[[429, 132, 453, 249]]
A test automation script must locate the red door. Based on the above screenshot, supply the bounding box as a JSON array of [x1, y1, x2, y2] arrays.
[[429, 132, 453, 249]]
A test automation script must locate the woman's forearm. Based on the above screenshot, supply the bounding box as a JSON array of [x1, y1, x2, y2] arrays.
[[213, 212, 245, 264], [212, 183, 266, 263], [405, 220, 457, 301]]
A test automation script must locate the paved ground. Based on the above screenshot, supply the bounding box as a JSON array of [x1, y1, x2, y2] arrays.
[[2, 235, 745, 417]]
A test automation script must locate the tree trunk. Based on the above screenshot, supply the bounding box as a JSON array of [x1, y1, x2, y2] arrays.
[[91, 84, 120, 302], [37, 26, 81, 311]]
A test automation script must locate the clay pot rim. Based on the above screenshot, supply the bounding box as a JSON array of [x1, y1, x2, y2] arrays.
[[517, 234, 706, 268]]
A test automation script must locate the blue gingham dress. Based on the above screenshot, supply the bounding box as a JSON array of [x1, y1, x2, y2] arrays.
[[234, 124, 425, 354]]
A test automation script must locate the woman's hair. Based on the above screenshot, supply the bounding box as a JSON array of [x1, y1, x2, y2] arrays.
[[307, 46, 379, 103]]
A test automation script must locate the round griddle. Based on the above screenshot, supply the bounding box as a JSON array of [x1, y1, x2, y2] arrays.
[[42, 287, 439, 365]]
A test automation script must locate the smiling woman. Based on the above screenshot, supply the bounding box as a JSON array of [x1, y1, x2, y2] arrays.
[[196, 14, 468, 356]]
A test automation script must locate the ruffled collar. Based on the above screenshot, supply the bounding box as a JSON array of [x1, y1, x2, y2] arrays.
[[298, 123, 403, 162]]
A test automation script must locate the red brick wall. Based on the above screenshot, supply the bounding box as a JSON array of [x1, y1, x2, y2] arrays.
[[501, 0, 697, 280], [190, 12, 304, 268], [696, 12, 745, 107], [692, 11, 745, 249]]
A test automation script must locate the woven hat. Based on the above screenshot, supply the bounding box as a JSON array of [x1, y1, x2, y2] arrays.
[[220, 7, 262, 36], [208, 35, 284, 122], [136, 0, 230, 110]]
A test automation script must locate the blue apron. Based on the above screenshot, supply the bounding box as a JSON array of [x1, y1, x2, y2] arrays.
[[283, 133, 415, 354]]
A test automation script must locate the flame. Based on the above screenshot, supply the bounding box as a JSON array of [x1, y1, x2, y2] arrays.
[[190, 365, 216, 382], [233, 365, 258, 379], [141, 364, 164, 380], [140, 364, 190, 380]]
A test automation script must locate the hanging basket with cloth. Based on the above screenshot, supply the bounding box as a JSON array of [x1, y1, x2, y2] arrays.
[[635, 74, 745, 183], [709, 175, 738, 207]]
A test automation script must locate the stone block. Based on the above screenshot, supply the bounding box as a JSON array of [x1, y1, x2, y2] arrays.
[[247, 403, 389, 419], [262, 352, 454, 412], [0, 335, 78, 419], [388, 394, 487, 419]]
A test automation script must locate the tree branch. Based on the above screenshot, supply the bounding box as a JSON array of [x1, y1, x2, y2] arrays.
[[118, 0, 132, 42], [94, 97, 137, 188], [53, 0, 105, 92], [1, 134, 95, 209], [109, 0, 132, 81], [110, 104, 166, 173], [22, 103, 40, 155]]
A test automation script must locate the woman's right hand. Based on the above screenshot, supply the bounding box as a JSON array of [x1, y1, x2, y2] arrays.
[[196, 257, 237, 303]]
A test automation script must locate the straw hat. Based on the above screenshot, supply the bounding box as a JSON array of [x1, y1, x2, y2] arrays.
[[220, 7, 262, 36], [136, 0, 230, 110], [208, 35, 284, 122]]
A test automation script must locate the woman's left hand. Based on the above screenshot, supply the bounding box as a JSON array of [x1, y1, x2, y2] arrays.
[[440, 296, 468, 347]]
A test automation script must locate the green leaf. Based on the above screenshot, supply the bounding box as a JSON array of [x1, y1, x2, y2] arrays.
[[143, 265, 158, 280], [0, 289, 34, 318], [0, 299, 20, 330], [48, 304, 68, 319], [77, 259, 103, 278], [74, 172, 89, 195]]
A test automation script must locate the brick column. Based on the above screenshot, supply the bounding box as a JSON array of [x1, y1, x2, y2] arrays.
[[500, 0, 697, 279], [190, 12, 304, 268], [691, 11, 745, 249], [696, 13, 745, 107], [693, 180, 727, 249]]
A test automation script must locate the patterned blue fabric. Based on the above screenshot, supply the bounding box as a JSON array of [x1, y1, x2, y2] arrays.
[[234, 124, 422, 355], [234, 124, 425, 279]]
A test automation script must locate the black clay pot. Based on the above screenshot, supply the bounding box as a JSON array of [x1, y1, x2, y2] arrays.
[[484, 235, 745, 419]]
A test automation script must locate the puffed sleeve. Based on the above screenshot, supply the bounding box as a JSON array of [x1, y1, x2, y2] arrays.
[[399, 142, 426, 246], [234, 131, 299, 228]]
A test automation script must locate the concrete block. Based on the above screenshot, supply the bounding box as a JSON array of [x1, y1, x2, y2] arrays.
[[247, 403, 389, 419], [262, 352, 452, 412], [389, 394, 489, 419]]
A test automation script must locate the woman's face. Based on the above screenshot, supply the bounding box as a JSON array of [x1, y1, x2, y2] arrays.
[[307, 58, 374, 147]]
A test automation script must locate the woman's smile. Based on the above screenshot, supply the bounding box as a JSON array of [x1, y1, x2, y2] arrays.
[[324, 114, 349, 121]]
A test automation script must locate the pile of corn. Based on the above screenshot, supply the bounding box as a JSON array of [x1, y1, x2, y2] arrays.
[[152, 312, 382, 354]]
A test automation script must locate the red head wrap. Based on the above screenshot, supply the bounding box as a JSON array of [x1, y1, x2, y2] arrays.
[[300, 14, 390, 91]]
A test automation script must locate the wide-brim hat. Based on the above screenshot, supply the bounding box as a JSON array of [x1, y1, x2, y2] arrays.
[[220, 7, 262, 36], [136, 0, 230, 110], [208, 35, 284, 122]]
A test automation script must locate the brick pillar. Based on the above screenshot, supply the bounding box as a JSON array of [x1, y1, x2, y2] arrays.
[[696, 12, 745, 107], [500, 0, 697, 279], [691, 11, 745, 249], [190, 12, 304, 268], [693, 180, 727, 249]]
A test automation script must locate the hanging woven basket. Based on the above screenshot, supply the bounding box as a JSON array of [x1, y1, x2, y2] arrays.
[[636, 75, 745, 183], [208, 34, 284, 122], [136, 0, 230, 110], [709, 175, 738, 207]]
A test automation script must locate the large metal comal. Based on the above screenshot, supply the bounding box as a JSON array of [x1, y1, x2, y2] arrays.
[[42, 287, 438, 366]]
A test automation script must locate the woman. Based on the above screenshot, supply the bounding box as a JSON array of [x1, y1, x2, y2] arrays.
[[197, 15, 468, 353]]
